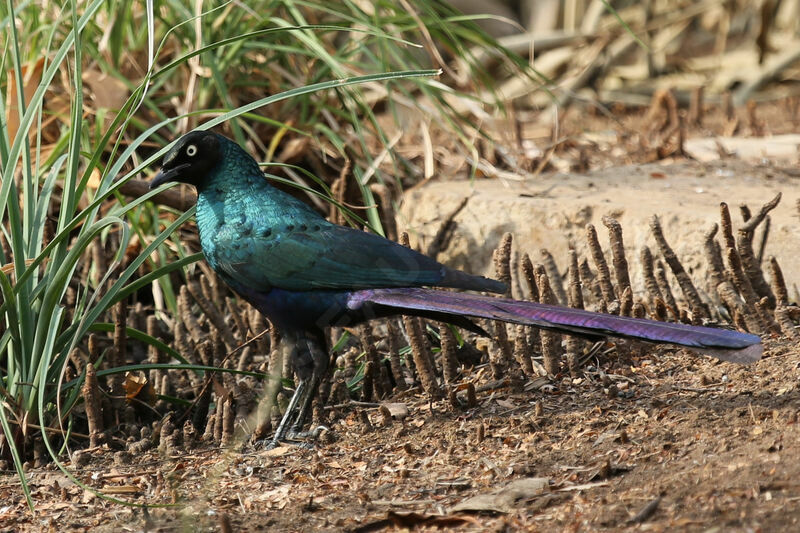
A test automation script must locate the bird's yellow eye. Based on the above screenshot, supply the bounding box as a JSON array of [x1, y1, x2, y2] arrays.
[[186, 144, 198, 157]]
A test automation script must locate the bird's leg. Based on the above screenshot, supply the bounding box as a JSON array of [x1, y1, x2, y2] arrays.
[[270, 379, 305, 446], [287, 335, 329, 438], [288, 374, 319, 436], [264, 329, 329, 447]]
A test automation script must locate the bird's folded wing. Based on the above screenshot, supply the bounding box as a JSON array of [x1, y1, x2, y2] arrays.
[[214, 223, 463, 291]]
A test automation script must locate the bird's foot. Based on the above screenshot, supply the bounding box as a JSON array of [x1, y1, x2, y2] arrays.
[[288, 424, 330, 442], [253, 425, 330, 451]]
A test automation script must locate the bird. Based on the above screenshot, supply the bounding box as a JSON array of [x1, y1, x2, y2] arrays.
[[150, 130, 762, 446]]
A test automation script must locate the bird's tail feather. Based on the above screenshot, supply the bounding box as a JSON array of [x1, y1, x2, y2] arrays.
[[349, 288, 762, 364]]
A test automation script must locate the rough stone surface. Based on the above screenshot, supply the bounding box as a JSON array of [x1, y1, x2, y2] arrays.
[[398, 159, 796, 301]]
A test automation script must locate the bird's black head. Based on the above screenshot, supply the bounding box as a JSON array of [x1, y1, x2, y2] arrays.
[[150, 130, 222, 190]]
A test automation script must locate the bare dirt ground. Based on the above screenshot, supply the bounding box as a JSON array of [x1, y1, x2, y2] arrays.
[[2, 99, 800, 532], [6, 338, 800, 532]]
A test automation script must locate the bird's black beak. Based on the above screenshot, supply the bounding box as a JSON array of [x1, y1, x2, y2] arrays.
[[149, 163, 191, 190]]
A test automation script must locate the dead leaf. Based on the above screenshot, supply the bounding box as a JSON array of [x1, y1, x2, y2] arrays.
[[262, 445, 293, 457], [86, 168, 103, 190], [250, 485, 290, 509], [276, 136, 309, 163], [124, 372, 156, 404], [4, 57, 44, 149], [496, 398, 516, 409], [556, 481, 610, 492], [1, 259, 37, 279], [450, 477, 550, 513], [82, 69, 129, 112], [101, 485, 141, 495], [381, 402, 409, 419], [29, 471, 72, 490]]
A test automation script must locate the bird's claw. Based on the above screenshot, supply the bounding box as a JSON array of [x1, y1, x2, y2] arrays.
[[253, 424, 330, 451], [288, 424, 330, 441]]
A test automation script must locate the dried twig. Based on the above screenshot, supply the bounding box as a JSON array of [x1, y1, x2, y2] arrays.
[[720, 203, 766, 331], [535, 265, 561, 375], [386, 320, 408, 391], [360, 326, 385, 399], [579, 258, 604, 305], [586, 224, 616, 308], [440, 325, 460, 385], [521, 253, 540, 301], [221, 395, 236, 446], [565, 249, 586, 376], [725, 248, 765, 333], [226, 297, 247, 343], [178, 285, 205, 344], [640, 246, 662, 308], [737, 193, 781, 307], [521, 252, 542, 349], [768, 256, 789, 306], [362, 360, 375, 402], [188, 279, 237, 352], [654, 262, 678, 319], [490, 234, 516, 378], [602, 216, 631, 298], [512, 324, 535, 378], [540, 249, 567, 305], [703, 224, 753, 329], [83, 363, 103, 447], [649, 215, 708, 318], [399, 232, 441, 398]]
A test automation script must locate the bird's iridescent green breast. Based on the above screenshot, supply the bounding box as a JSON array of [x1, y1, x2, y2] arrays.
[[194, 137, 324, 287]]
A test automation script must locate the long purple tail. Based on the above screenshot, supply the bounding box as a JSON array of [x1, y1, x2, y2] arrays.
[[348, 288, 762, 364]]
